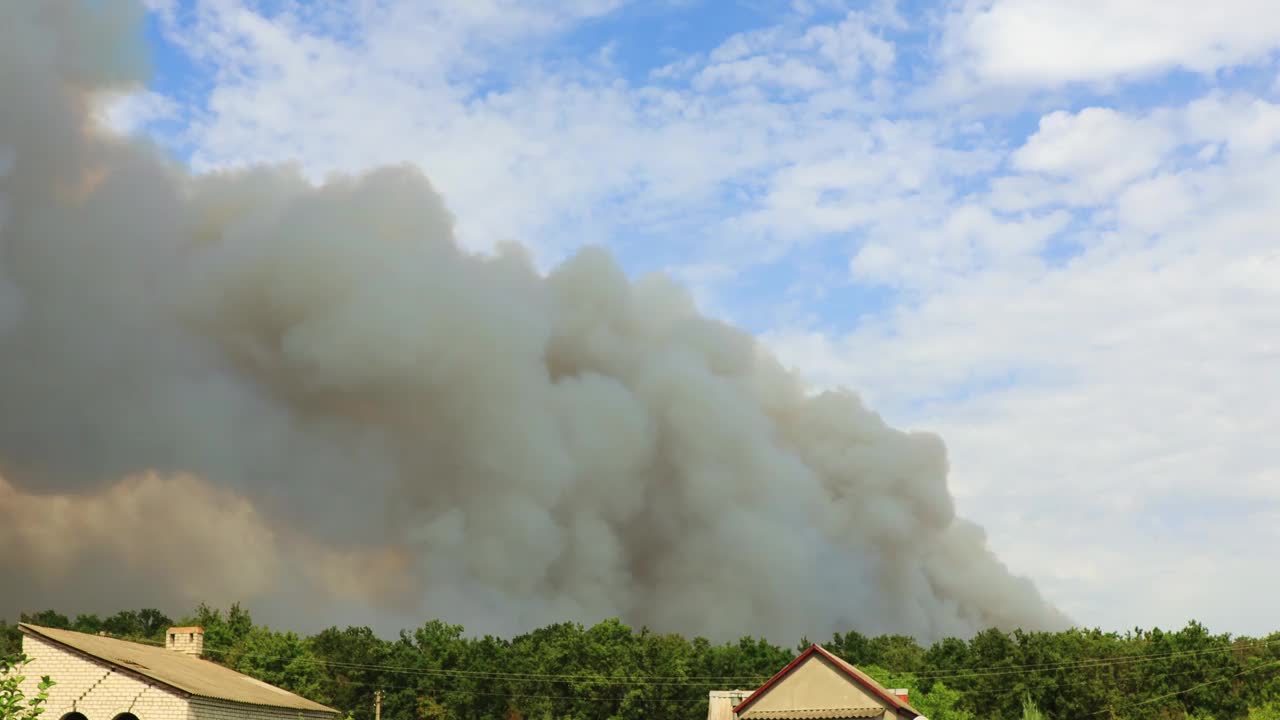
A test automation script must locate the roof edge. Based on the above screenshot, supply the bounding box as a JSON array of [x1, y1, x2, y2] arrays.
[[19, 623, 195, 701], [185, 693, 341, 715], [18, 624, 339, 715], [732, 645, 917, 718]]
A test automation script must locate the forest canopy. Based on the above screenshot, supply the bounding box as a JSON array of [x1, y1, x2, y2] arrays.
[[3, 607, 1278, 720]]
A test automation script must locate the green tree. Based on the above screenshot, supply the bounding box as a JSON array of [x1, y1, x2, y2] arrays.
[[15, 604, 1277, 720], [829, 631, 872, 666], [0, 626, 20, 660], [1248, 701, 1280, 720], [100, 609, 175, 641], [867, 635, 926, 673], [15, 613, 66, 631], [1021, 692, 1045, 720], [0, 654, 55, 720], [70, 614, 103, 635], [309, 625, 394, 720], [182, 602, 254, 658], [861, 666, 973, 720], [225, 627, 325, 702]]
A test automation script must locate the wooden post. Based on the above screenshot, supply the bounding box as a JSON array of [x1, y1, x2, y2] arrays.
[[375, 689, 382, 720]]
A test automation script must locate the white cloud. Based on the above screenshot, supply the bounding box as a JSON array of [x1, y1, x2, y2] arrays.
[[693, 56, 828, 92], [846, 204, 1071, 288], [944, 0, 1280, 89], [1184, 93, 1280, 156], [149, 0, 917, 270], [140, 0, 1280, 636], [1012, 107, 1176, 200], [93, 89, 180, 135], [765, 99, 1280, 634]]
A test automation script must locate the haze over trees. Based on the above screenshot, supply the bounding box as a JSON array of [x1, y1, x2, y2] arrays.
[[3, 606, 1278, 720]]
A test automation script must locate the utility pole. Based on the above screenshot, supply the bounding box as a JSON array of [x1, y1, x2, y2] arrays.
[[375, 689, 382, 720]]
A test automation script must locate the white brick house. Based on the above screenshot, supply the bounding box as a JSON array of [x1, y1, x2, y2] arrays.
[[18, 624, 341, 720]]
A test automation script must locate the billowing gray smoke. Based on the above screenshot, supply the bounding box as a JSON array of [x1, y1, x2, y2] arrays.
[[0, 0, 1070, 642]]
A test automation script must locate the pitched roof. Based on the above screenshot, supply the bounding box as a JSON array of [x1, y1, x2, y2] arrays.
[[732, 645, 921, 719], [19, 624, 338, 715], [741, 708, 886, 719]]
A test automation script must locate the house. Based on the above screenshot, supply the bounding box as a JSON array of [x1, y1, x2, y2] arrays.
[[708, 690, 753, 720], [18, 623, 341, 720], [711, 644, 922, 720]]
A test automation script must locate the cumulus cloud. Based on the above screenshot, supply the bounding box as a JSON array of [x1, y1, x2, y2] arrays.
[[943, 0, 1280, 88], [1011, 107, 1176, 200], [765, 95, 1280, 633], [0, 0, 1066, 642]]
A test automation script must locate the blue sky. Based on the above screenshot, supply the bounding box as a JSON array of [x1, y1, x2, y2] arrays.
[[108, 0, 1280, 635]]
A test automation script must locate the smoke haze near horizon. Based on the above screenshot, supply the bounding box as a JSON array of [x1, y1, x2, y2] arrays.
[[0, 0, 1070, 642]]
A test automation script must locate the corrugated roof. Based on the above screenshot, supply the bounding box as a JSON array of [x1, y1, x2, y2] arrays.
[[740, 708, 886, 719], [20, 624, 338, 715]]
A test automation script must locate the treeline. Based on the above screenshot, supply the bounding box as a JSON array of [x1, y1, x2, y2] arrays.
[[3, 606, 1279, 720]]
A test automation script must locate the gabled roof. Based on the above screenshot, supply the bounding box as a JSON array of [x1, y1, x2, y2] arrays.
[[742, 709, 885, 719], [19, 624, 338, 715], [733, 645, 921, 719]]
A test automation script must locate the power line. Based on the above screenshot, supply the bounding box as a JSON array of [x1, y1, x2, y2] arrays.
[[1088, 659, 1280, 717], [292, 656, 1280, 717], [121, 636, 772, 684], [34, 627, 1280, 715], [198, 649, 771, 685], [63, 629, 1280, 688], [905, 636, 1280, 680], [176, 636, 1280, 686], [288, 674, 714, 704], [274, 658, 1279, 700], [105, 658, 1269, 710]]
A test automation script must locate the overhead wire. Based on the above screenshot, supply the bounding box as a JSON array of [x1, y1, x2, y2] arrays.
[[25, 626, 1280, 712], [175, 635, 1280, 686], [309, 655, 1280, 713], [905, 635, 1280, 680], [209, 658, 1279, 705], [101, 631, 1280, 693], [40, 625, 1280, 686], [1087, 659, 1280, 717]]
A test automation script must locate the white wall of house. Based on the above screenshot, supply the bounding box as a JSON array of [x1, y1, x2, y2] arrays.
[[20, 633, 335, 720], [21, 633, 190, 720], [740, 655, 902, 720]]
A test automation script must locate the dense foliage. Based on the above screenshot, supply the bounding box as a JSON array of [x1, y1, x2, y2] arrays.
[[0, 653, 54, 720], [3, 608, 1277, 720]]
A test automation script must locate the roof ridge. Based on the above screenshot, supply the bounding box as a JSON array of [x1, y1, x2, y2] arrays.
[[18, 623, 338, 715], [732, 644, 920, 719]]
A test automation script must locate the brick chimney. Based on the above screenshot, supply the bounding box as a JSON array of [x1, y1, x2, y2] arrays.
[[707, 690, 752, 720], [892, 689, 909, 704], [166, 626, 204, 658]]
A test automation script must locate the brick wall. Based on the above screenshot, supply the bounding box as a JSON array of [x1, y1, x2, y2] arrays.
[[165, 630, 203, 659], [19, 634, 339, 720], [19, 633, 191, 720]]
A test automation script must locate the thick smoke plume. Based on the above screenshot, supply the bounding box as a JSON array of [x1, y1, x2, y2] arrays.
[[0, 0, 1069, 642]]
